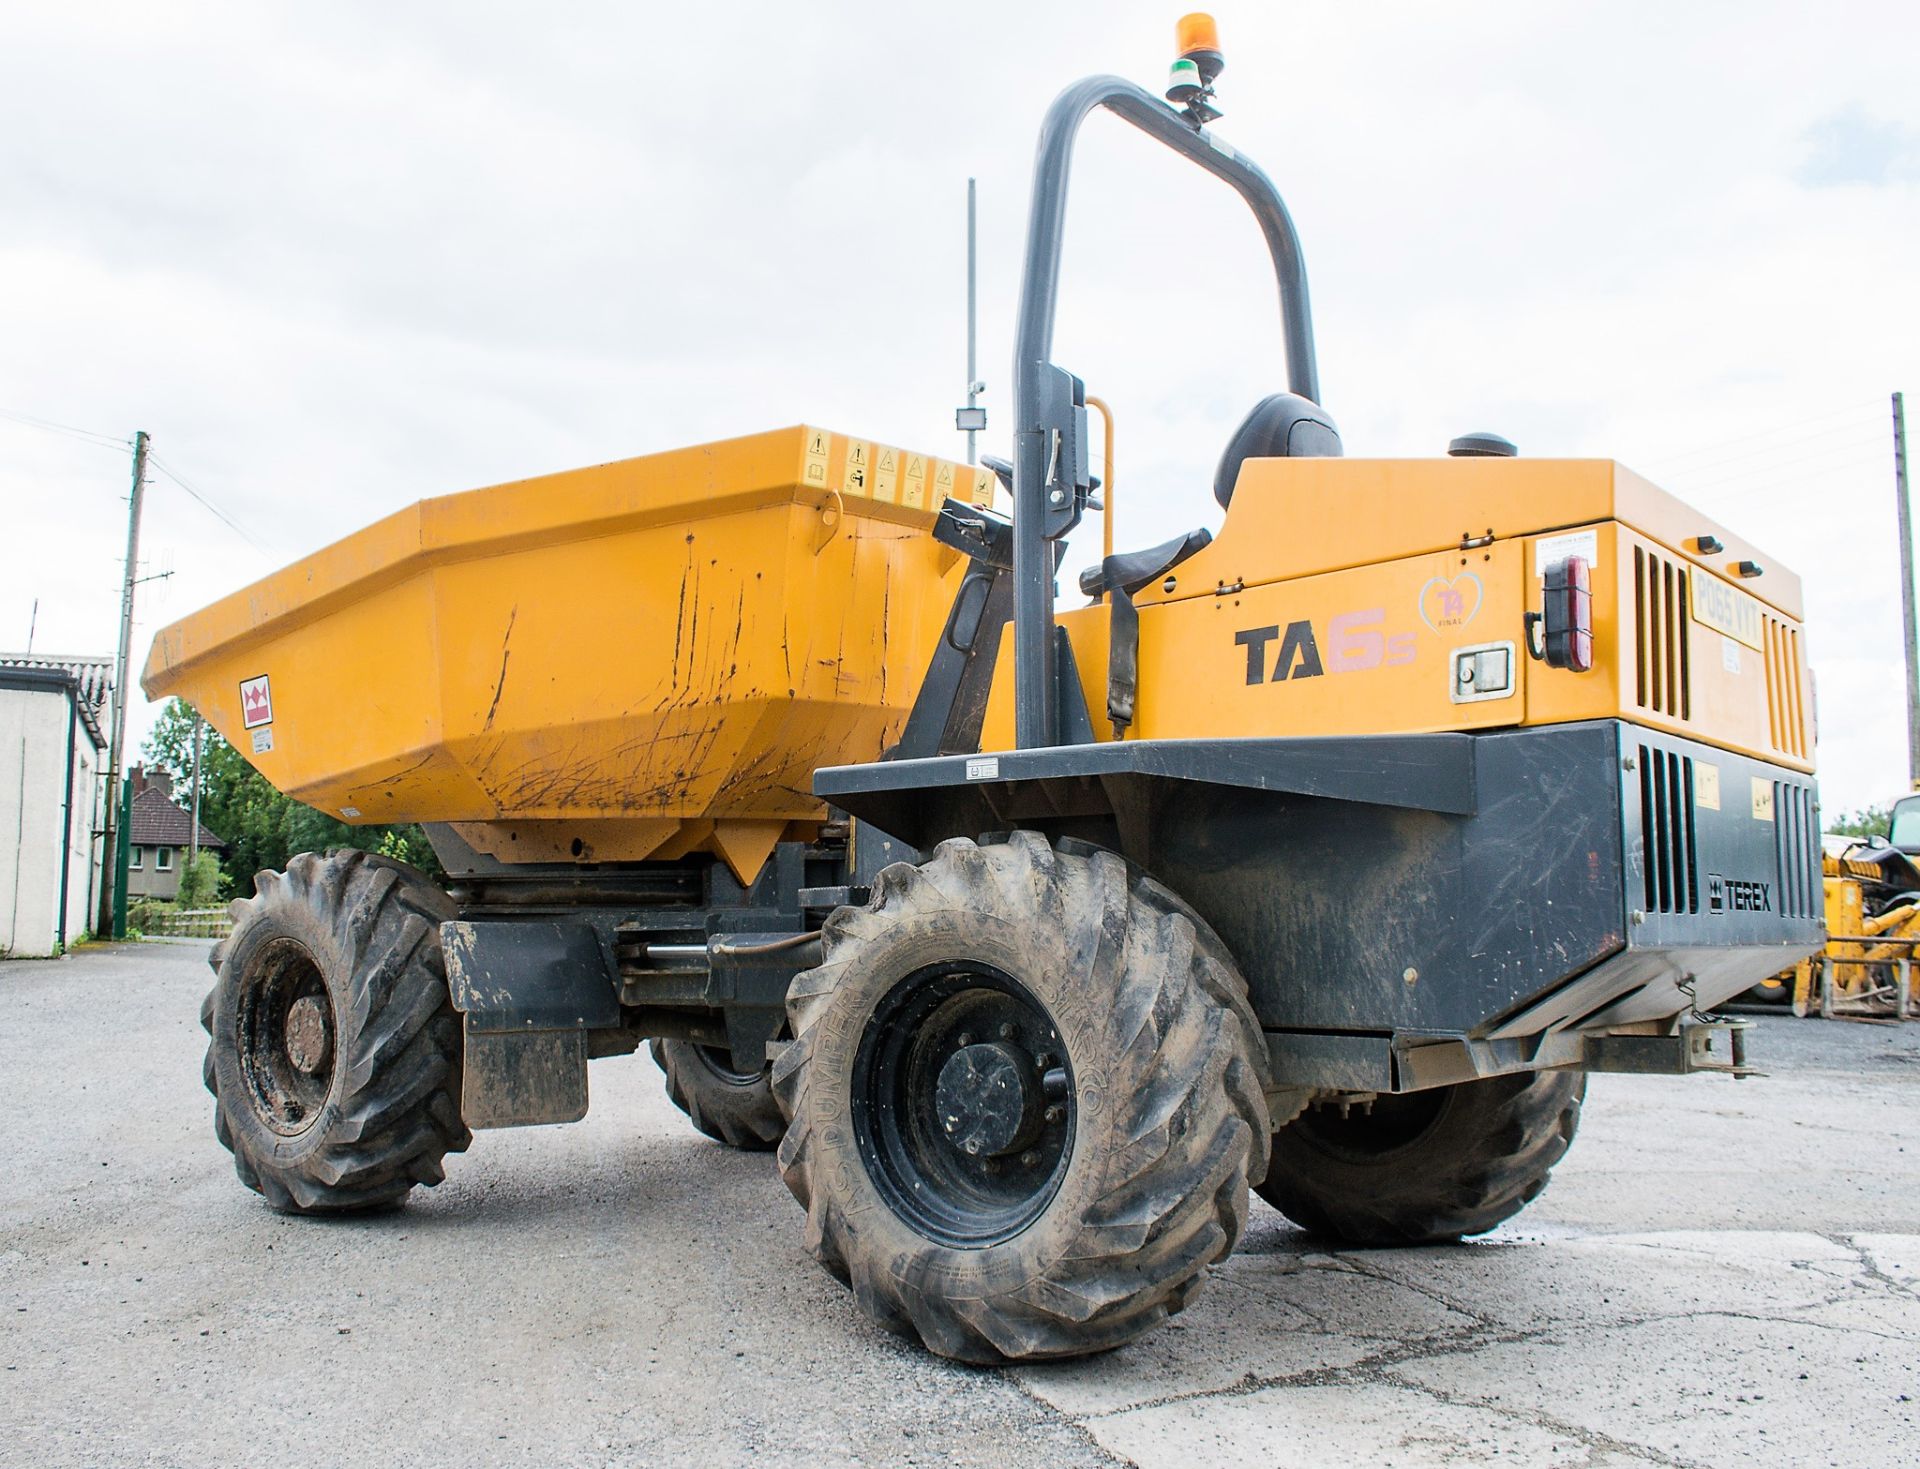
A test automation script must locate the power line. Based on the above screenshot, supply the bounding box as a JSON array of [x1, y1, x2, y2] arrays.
[[1633, 402, 1883, 467], [1640, 420, 1885, 482], [147, 453, 267, 551], [0, 405, 130, 452], [1667, 442, 1892, 495]]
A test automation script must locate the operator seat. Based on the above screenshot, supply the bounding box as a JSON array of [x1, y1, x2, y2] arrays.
[[1212, 392, 1342, 509]]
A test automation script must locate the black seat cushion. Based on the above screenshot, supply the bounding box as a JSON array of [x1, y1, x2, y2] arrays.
[[1213, 393, 1342, 509]]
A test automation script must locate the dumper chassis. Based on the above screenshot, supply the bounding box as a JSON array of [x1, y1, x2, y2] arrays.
[[176, 27, 1824, 1364]]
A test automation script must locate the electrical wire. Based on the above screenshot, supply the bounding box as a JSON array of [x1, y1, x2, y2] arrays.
[[1667, 442, 1893, 496], [1640, 420, 1886, 482], [146, 453, 268, 552], [0, 405, 130, 452], [1633, 402, 1885, 467]]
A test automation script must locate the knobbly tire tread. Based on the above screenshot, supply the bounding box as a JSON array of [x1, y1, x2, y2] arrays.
[[1259, 1069, 1584, 1245], [202, 850, 469, 1213], [771, 832, 1272, 1363], [650, 1039, 784, 1151]]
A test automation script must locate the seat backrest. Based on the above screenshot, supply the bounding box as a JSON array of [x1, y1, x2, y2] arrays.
[[1213, 393, 1342, 509]]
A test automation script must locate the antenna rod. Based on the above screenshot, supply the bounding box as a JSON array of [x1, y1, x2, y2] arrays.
[[966, 177, 979, 465]]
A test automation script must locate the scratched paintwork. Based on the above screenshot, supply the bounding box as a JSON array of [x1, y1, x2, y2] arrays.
[[141, 426, 980, 882]]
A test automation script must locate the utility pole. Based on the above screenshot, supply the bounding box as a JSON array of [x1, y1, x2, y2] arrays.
[[99, 429, 150, 939], [1896, 392, 1918, 787], [188, 711, 204, 869]]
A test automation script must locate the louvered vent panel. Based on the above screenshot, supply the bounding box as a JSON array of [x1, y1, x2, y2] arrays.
[[1762, 616, 1809, 760], [1773, 782, 1819, 919], [1633, 546, 1693, 722], [1637, 744, 1698, 914]]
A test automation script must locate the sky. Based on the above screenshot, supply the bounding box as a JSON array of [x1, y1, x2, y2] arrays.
[[1, 1, 1916, 819]]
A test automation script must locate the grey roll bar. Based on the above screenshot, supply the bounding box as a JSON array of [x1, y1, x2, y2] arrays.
[[1009, 75, 1322, 748]]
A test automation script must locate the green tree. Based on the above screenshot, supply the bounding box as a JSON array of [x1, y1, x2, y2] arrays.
[[142, 699, 441, 894], [1828, 804, 1891, 840]]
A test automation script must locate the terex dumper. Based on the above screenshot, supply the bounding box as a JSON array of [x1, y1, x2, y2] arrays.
[[144, 17, 1823, 1362]]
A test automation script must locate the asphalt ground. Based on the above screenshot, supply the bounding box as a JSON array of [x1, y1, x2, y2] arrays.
[[2, 941, 1915, 1468]]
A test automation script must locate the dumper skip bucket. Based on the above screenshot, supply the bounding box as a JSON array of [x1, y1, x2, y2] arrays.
[[143, 425, 992, 882]]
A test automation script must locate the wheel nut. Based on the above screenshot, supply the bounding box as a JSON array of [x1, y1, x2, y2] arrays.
[[1044, 1104, 1064, 1124], [964, 1138, 981, 1155], [1020, 1150, 1039, 1167], [956, 1032, 973, 1047], [998, 1022, 1016, 1040]]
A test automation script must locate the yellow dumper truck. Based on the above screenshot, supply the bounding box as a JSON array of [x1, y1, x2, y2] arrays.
[[144, 18, 1823, 1363]]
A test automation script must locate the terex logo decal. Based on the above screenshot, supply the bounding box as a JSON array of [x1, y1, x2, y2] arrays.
[[1707, 874, 1772, 913], [1235, 610, 1416, 686]]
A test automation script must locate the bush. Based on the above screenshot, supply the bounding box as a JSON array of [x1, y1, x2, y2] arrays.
[[176, 850, 228, 909]]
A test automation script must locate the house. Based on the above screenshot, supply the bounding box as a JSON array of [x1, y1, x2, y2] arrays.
[[0, 652, 112, 957], [126, 766, 226, 901]]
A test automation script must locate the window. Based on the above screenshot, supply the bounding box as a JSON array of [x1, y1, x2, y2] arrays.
[[155, 847, 173, 871], [1891, 797, 1920, 855], [129, 847, 143, 869]]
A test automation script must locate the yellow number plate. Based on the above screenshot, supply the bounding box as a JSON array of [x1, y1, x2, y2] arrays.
[[1690, 573, 1764, 650]]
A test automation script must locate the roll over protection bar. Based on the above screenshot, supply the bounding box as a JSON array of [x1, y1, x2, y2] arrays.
[[1010, 75, 1322, 748]]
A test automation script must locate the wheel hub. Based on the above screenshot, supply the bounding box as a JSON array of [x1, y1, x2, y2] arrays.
[[852, 962, 1076, 1248], [936, 1042, 1040, 1158], [234, 938, 335, 1136], [285, 995, 332, 1076]]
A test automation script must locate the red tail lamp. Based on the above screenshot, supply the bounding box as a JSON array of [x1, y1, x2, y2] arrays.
[[1537, 554, 1594, 672]]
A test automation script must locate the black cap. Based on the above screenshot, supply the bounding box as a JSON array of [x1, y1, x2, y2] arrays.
[[1448, 432, 1518, 458]]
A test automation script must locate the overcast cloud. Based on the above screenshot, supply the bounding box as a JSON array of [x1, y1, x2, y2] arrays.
[[2, 1, 1915, 817]]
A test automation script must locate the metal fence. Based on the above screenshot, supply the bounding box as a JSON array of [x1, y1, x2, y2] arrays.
[[140, 907, 233, 940]]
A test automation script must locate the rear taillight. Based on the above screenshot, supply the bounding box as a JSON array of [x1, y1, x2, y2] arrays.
[[1537, 554, 1594, 672]]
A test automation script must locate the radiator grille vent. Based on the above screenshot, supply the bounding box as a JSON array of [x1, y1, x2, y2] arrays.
[[1637, 745, 1698, 914], [1773, 781, 1820, 919], [1763, 616, 1809, 760], [1633, 546, 1692, 721]]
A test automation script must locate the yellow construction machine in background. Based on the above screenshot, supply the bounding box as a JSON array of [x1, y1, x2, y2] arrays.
[[1757, 796, 1920, 1019]]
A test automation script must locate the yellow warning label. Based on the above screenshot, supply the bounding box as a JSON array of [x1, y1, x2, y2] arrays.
[[902, 453, 928, 510], [1750, 777, 1775, 822], [1694, 763, 1720, 811], [871, 444, 898, 504], [970, 467, 995, 504], [934, 461, 955, 500], [842, 440, 872, 498], [802, 427, 830, 489]]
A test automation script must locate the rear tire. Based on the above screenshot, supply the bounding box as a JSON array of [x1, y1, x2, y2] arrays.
[[650, 1039, 783, 1150], [1258, 1070, 1583, 1245], [1741, 974, 1793, 1005], [202, 850, 469, 1213], [772, 833, 1271, 1363]]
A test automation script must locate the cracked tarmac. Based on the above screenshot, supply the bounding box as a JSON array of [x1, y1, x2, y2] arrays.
[[3, 942, 1915, 1468]]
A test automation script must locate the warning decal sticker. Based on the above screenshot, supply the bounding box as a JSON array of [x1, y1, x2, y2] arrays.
[[802, 427, 830, 488]]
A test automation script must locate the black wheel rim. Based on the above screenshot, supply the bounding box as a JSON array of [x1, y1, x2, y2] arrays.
[[234, 938, 335, 1136], [851, 962, 1074, 1248], [1294, 1089, 1448, 1162]]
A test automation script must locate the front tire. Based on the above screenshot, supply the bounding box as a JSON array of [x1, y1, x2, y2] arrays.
[[201, 850, 469, 1213], [772, 833, 1271, 1363], [1258, 1070, 1583, 1245]]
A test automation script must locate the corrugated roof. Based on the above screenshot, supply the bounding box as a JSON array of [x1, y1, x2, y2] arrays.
[[0, 651, 114, 748], [126, 784, 226, 851]]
